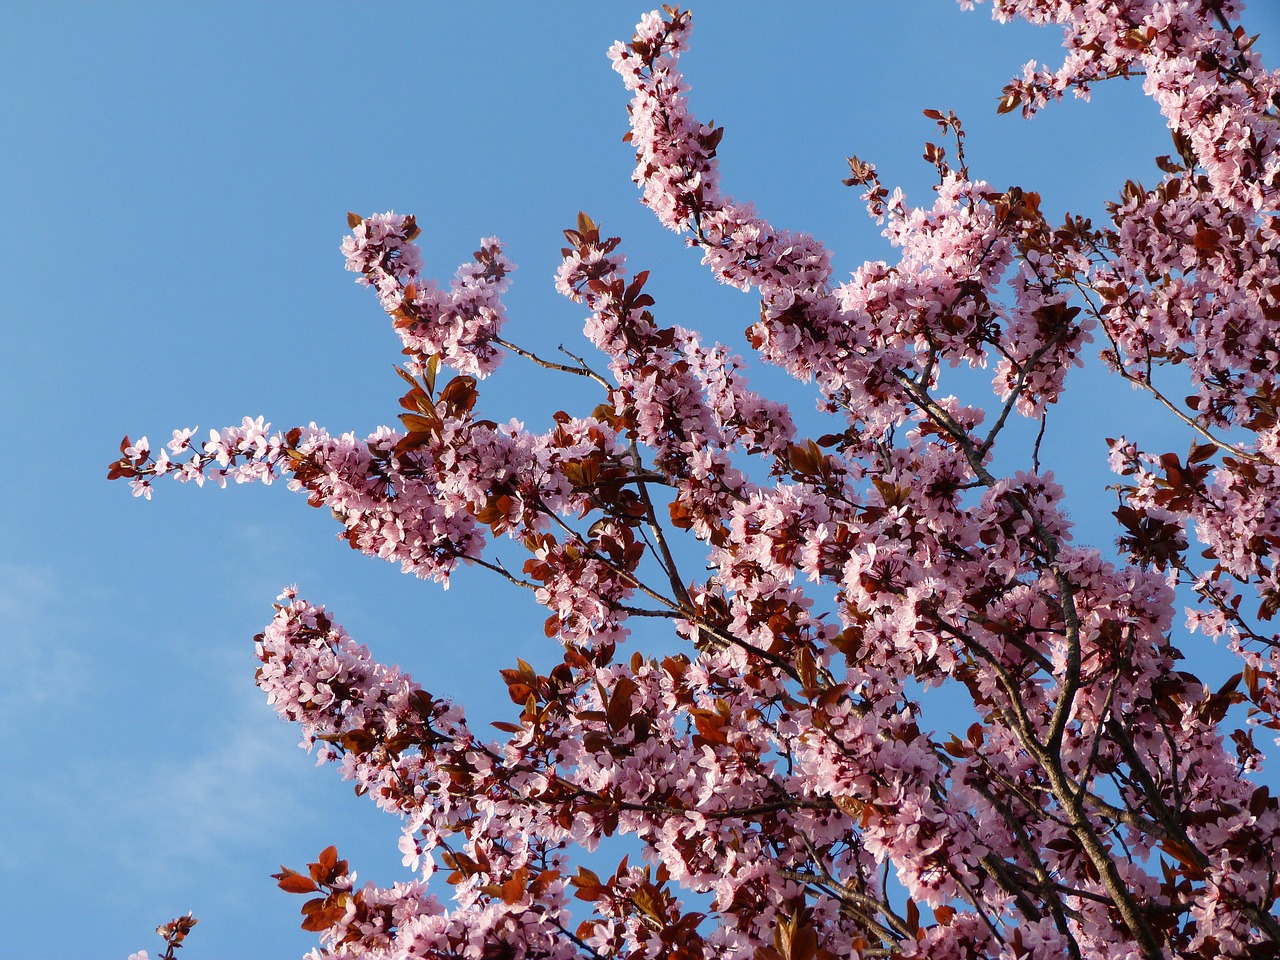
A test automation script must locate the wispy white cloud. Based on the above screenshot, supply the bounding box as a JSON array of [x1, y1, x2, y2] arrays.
[[0, 561, 88, 713], [108, 671, 320, 876]]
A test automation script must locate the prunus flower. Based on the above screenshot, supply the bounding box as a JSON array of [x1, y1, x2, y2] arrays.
[[114, 4, 1280, 958]]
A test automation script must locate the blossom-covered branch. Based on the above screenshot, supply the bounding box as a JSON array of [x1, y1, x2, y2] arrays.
[[115, 3, 1280, 958]]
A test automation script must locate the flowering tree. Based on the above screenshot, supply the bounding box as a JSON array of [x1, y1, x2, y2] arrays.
[[111, 3, 1280, 958]]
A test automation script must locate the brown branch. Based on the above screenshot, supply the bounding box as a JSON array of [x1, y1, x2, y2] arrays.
[[492, 336, 612, 388], [629, 437, 693, 609]]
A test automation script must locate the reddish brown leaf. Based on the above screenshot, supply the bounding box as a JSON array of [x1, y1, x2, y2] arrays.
[[276, 874, 319, 895]]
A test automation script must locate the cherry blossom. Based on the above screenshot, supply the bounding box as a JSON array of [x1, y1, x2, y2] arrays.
[[117, 4, 1280, 959]]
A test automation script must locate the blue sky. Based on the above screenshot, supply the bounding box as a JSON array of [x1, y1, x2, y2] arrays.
[[5, 3, 1280, 958]]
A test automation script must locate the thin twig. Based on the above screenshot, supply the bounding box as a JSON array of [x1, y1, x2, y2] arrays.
[[492, 336, 612, 388]]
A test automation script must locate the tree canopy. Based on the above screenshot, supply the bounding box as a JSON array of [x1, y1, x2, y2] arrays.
[[118, 4, 1280, 958]]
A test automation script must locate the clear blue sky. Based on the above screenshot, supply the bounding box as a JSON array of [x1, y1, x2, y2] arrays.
[[5, 3, 1279, 958]]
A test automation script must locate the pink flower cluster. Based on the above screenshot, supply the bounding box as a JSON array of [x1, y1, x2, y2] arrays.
[[119, 4, 1280, 959], [343, 212, 512, 377]]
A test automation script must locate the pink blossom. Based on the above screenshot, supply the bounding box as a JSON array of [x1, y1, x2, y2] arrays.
[[114, 5, 1280, 958]]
